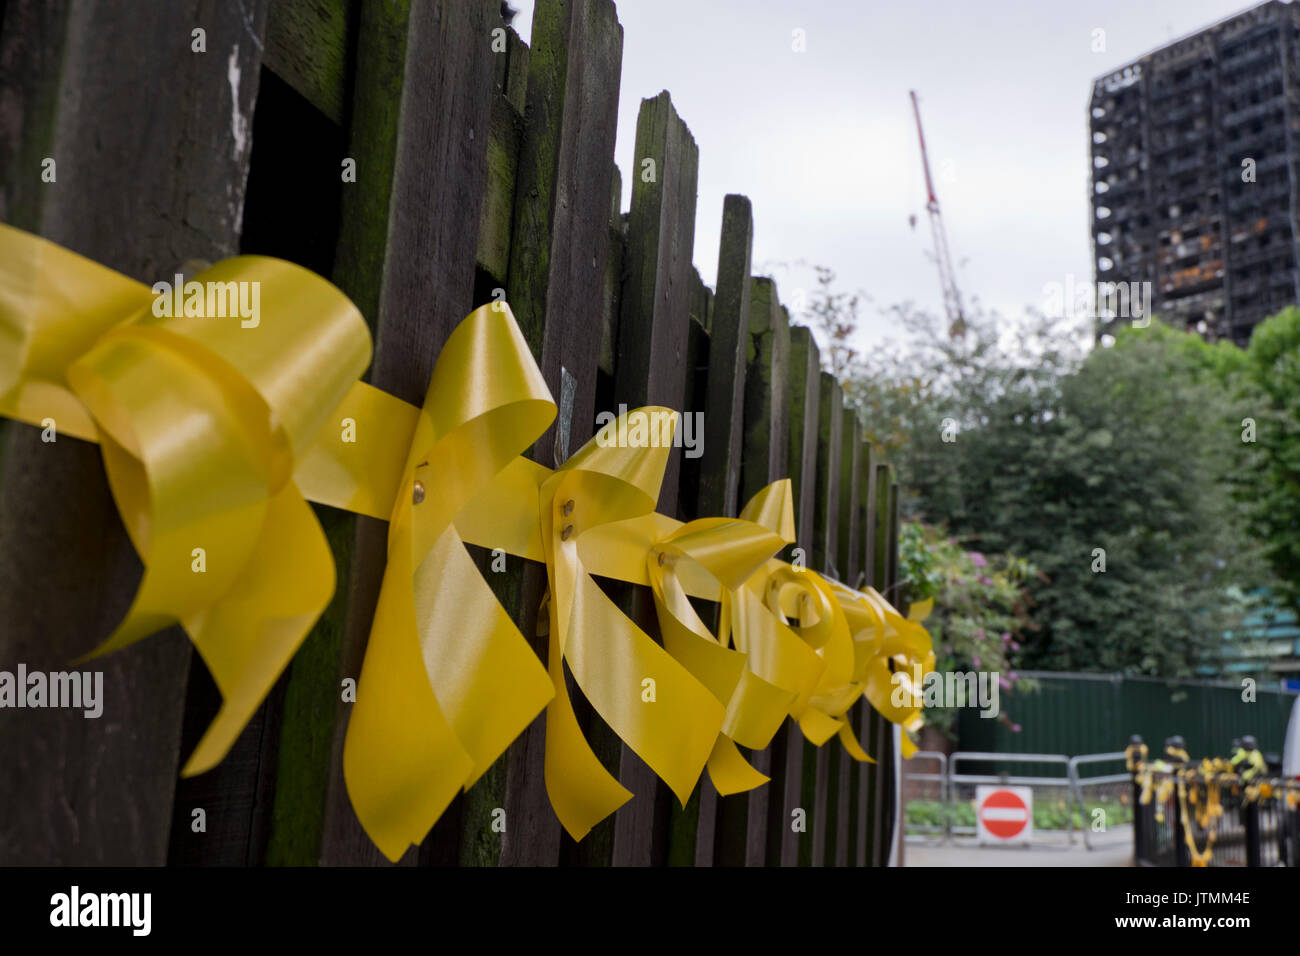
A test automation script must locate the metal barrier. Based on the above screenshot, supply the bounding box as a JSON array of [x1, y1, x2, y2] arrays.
[[947, 751, 1075, 847], [901, 751, 948, 844], [899, 750, 1183, 852], [1068, 752, 1131, 850]]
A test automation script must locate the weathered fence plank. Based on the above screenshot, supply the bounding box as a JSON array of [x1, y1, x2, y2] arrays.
[[853, 440, 875, 867], [832, 408, 863, 868], [477, 75, 525, 287], [833, 413, 862, 865], [882, 475, 902, 864], [773, 326, 820, 866], [856, 447, 880, 866], [605, 90, 699, 867], [813, 374, 844, 578], [868, 463, 897, 865], [696, 195, 753, 518], [0, 0, 271, 865], [496, 0, 624, 868], [562, 163, 629, 868], [263, 0, 355, 124], [721, 278, 791, 867], [806, 372, 842, 866], [268, 0, 413, 868], [307, 0, 498, 867], [672, 193, 753, 866], [839, 417, 863, 586]]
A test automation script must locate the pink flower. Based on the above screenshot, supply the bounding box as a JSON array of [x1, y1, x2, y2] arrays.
[[1010, 640, 1020, 651], [968, 551, 988, 567], [978, 575, 993, 586], [999, 675, 1011, 690], [1011, 723, 1022, 733], [972, 655, 981, 669], [1000, 632, 1011, 644], [1008, 671, 1018, 682]]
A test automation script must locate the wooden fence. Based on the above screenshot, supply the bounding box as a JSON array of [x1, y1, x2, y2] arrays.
[[0, 0, 904, 866]]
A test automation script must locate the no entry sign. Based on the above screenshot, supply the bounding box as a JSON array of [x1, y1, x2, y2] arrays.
[[975, 785, 1033, 844]]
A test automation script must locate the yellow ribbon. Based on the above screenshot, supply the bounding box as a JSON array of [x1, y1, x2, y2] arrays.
[[0, 224, 369, 777], [0, 225, 936, 860], [647, 483, 806, 795], [335, 306, 557, 861], [1124, 742, 1148, 772], [1176, 778, 1215, 866]]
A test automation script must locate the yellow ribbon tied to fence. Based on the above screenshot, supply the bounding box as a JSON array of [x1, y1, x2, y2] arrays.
[[0, 223, 935, 861], [0, 223, 370, 777]]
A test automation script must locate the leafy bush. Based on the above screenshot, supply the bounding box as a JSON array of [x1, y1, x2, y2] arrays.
[[897, 521, 1038, 737], [849, 306, 1272, 678]]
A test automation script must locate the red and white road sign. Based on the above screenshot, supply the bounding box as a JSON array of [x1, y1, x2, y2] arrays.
[[975, 785, 1033, 844]]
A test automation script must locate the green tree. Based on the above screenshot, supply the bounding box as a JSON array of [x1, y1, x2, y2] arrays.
[[848, 305, 1269, 677], [1232, 307, 1300, 609]]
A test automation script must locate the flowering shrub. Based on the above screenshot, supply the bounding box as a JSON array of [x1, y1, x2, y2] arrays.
[[896, 522, 1039, 737]]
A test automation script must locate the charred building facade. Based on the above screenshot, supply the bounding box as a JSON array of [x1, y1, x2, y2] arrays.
[[1090, 1, 1300, 344]]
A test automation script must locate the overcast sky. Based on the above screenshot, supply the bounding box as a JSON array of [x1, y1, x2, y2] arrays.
[[510, 0, 1260, 352]]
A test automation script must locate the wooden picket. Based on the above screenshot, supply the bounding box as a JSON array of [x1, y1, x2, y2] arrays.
[[0, 0, 273, 866], [0, 0, 905, 867]]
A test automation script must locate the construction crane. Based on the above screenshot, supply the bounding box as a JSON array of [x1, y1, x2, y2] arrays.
[[909, 90, 967, 340]]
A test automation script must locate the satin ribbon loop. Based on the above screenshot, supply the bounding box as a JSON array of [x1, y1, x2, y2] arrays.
[[541, 408, 727, 839], [0, 226, 371, 778], [0, 223, 941, 858], [645, 503, 796, 793], [858, 587, 935, 757], [343, 303, 557, 861]]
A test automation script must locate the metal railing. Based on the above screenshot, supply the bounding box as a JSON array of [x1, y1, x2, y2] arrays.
[[1133, 769, 1300, 867], [948, 751, 1074, 846], [901, 751, 947, 844], [1068, 752, 1131, 850], [901, 743, 1300, 863], [902, 749, 1145, 849]]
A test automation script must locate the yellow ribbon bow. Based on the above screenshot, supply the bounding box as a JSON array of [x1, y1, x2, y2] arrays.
[[646, 483, 804, 795], [860, 590, 935, 757], [1, 224, 938, 862], [0, 223, 369, 776], [295, 321, 740, 848], [537, 410, 733, 840], [330, 306, 557, 861]]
